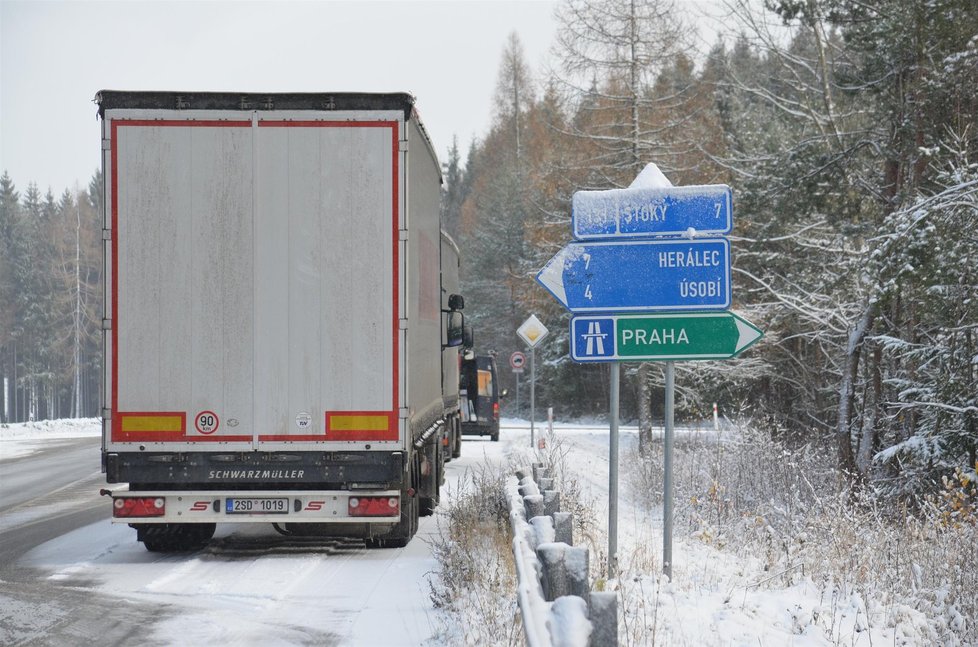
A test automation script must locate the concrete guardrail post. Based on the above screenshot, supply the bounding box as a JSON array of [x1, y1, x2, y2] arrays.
[[524, 494, 545, 520], [553, 511, 574, 546], [588, 591, 618, 647], [511, 462, 617, 647], [543, 490, 560, 517]]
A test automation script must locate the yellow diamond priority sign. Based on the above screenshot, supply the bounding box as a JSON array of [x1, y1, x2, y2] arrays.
[[517, 314, 549, 348]]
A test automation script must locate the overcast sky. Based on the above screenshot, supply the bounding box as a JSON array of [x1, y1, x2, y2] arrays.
[[1, 0, 729, 195]]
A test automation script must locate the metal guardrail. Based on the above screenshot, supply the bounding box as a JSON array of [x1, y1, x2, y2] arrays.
[[508, 463, 617, 647]]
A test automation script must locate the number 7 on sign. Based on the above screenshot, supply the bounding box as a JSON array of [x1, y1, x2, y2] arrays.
[[583, 253, 593, 300]]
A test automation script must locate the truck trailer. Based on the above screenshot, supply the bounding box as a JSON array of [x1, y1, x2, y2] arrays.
[[96, 91, 465, 550]]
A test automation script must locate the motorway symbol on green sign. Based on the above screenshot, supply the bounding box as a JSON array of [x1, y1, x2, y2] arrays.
[[570, 312, 763, 363]]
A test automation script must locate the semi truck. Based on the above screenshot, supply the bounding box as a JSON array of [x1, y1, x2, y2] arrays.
[[96, 91, 466, 551]]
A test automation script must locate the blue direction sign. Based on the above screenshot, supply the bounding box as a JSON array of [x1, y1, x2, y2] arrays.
[[535, 238, 731, 313], [573, 184, 732, 240]]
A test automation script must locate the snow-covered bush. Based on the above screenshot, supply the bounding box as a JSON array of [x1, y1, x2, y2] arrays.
[[427, 466, 521, 647], [627, 418, 977, 642]]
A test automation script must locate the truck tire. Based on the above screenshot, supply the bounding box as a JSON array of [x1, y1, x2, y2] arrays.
[[451, 418, 462, 459], [137, 523, 215, 552], [420, 457, 440, 517], [366, 490, 418, 549]]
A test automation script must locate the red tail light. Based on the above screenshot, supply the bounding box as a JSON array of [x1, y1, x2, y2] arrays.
[[348, 496, 400, 517], [493, 402, 499, 420], [113, 497, 165, 518]]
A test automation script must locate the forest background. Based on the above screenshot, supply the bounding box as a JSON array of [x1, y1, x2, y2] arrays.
[[2, 0, 976, 502]]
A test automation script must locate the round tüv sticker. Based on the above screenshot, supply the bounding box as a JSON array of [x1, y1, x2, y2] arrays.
[[295, 412, 312, 430]]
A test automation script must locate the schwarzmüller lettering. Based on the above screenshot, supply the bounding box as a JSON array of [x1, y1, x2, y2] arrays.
[[208, 469, 306, 479]]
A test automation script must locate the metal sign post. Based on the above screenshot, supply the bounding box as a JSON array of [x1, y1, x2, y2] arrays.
[[530, 347, 536, 448], [510, 352, 526, 421], [608, 362, 620, 579], [517, 316, 549, 449], [663, 361, 675, 579], [514, 370, 521, 418]]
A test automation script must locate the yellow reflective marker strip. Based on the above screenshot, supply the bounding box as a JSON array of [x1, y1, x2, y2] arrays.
[[328, 414, 390, 432], [119, 413, 185, 433]]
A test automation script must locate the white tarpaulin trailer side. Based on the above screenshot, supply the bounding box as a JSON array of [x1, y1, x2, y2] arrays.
[[103, 110, 409, 452]]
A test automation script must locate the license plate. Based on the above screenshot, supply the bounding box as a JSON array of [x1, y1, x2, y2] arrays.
[[225, 497, 289, 514]]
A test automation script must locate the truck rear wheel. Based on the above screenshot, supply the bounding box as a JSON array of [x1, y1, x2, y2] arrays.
[[420, 456, 440, 517], [366, 490, 418, 549], [452, 434, 461, 458], [451, 418, 462, 459], [136, 523, 216, 552], [420, 494, 437, 516]]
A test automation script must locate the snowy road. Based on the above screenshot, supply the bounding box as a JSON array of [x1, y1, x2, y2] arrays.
[[2, 418, 931, 645], [0, 436, 107, 566], [0, 420, 512, 646]]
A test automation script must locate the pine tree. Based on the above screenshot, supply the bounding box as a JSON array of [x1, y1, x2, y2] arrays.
[[718, 0, 978, 491], [440, 137, 466, 241], [0, 172, 20, 423], [460, 34, 537, 366]]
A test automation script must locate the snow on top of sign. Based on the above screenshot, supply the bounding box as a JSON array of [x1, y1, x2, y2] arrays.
[[629, 163, 674, 189], [573, 182, 730, 206], [570, 164, 731, 240]]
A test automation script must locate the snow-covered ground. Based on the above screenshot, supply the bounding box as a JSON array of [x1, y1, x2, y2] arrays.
[[0, 418, 949, 645], [0, 418, 510, 646], [0, 417, 101, 460], [501, 418, 936, 646]]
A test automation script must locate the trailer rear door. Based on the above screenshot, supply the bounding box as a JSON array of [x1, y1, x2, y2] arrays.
[[105, 110, 403, 452]]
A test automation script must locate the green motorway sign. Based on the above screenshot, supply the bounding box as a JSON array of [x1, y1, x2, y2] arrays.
[[570, 312, 763, 362]]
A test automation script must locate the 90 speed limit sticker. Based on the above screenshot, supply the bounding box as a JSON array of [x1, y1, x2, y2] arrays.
[[195, 411, 219, 434]]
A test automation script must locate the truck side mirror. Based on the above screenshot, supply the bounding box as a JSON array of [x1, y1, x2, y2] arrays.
[[463, 325, 474, 349], [448, 294, 465, 311], [445, 311, 465, 348]]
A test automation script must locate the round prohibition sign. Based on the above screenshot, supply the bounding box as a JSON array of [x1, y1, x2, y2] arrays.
[[195, 410, 220, 435], [510, 351, 527, 370]]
